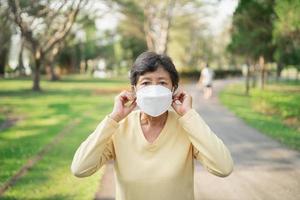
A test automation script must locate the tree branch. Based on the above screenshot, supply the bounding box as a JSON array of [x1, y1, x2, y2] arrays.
[[43, 0, 87, 55]]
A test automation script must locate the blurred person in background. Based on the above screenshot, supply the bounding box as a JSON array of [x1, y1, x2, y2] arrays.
[[198, 64, 214, 99]]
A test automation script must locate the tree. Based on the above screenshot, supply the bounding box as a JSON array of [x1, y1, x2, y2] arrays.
[[116, 0, 147, 64], [273, 0, 300, 80], [7, 0, 86, 91], [0, 2, 12, 77], [168, 12, 207, 68], [143, 0, 176, 53], [116, 0, 206, 55], [228, 0, 276, 92]]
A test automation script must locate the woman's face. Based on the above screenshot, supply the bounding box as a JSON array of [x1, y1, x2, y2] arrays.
[[135, 67, 173, 91]]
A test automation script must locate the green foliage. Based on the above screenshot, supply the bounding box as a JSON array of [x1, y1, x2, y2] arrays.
[[116, 0, 148, 64], [220, 82, 300, 150], [229, 0, 300, 73], [119, 35, 147, 64], [228, 0, 276, 62], [273, 0, 300, 69], [81, 18, 102, 61], [0, 2, 12, 74]]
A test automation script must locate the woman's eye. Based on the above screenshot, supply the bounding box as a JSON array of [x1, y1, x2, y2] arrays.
[[159, 82, 167, 85], [142, 82, 150, 85]]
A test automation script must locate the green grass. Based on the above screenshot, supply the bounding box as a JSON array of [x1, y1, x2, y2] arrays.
[[219, 81, 300, 151], [0, 75, 128, 199]]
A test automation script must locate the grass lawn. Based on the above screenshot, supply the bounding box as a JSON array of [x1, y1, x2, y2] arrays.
[[219, 80, 300, 151], [0, 75, 129, 199]]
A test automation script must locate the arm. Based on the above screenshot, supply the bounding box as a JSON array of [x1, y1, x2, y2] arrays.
[[71, 90, 137, 178], [178, 109, 233, 177], [70, 116, 118, 177]]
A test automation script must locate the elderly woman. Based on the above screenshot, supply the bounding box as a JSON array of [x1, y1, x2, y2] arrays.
[[71, 51, 233, 200]]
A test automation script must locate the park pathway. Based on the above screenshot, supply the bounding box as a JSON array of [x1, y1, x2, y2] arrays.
[[95, 79, 300, 200]]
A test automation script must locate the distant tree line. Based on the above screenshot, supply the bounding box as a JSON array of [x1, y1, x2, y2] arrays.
[[228, 0, 300, 94], [1, 0, 217, 91]]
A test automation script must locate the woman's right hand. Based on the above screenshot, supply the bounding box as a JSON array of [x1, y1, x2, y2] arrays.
[[109, 90, 137, 122]]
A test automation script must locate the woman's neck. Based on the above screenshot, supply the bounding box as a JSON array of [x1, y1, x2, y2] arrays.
[[140, 111, 168, 127]]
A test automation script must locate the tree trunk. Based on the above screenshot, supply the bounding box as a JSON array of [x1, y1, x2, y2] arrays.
[[17, 39, 26, 76], [245, 60, 251, 95], [32, 51, 42, 91], [143, 9, 155, 51], [143, 0, 175, 53], [252, 64, 257, 88], [48, 60, 59, 81], [0, 49, 8, 78], [259, 56, 265, 90], [84, 58, 88, 73], [296, 67, 299, 82], [276, 62, 283, 82], [45, 56, 59, 81], [157, 0, 175, 54]]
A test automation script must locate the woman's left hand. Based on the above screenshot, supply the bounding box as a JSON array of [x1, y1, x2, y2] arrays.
[[172, 90, 192, 116]]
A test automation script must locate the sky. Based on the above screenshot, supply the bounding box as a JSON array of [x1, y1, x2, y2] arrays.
[[205, 0, 239, 35]]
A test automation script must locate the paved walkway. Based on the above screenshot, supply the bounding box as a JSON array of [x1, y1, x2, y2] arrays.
[[95, 79, 300, 200]]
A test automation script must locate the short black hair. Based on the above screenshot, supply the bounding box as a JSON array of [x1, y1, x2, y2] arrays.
[[130, 51, 179, 89]]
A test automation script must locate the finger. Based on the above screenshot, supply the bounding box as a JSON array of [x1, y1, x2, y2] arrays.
[[128, 100, 137, 110], [123, 100, 137, 114], [174, 89, 187, 96], [123, 97, 136, 107], [173, 91, 183, 99], [120, 91, 135, 101], [116, 90, 127, 101], [171, 101, 181, 110], [173, 92, 185, 102], [117, 91, 133, 104], [172, 99, 182, 105], [125, 92, 135, 101]]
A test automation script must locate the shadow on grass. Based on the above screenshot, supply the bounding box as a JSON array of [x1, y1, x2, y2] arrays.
[[0, 76, 128, 83], [1, 194, 74, 200], [58, 78, 128, 84], [0, 88, 89, 96], [0, 87, 125, 98]]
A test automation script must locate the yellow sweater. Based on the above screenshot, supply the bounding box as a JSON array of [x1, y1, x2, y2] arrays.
[[71, 109, 233, 200]]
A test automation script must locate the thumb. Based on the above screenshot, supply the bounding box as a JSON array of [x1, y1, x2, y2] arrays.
[[128, 101, 137, 112], [172, 101, 179, 110]]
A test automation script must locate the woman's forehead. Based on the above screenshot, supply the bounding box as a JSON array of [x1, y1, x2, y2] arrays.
[[139, 67, 171, 80]]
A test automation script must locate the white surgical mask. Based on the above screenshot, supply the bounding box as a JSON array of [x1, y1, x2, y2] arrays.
[[136, 85, 173, 117]]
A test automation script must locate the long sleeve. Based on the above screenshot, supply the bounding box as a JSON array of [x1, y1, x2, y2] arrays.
[[178, 109, 233, 177], [71, 116, 119, 177]]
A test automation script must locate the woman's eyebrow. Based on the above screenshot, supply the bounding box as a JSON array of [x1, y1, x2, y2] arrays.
[[139, 76, 167, 81], [139, 77, 152, 81]]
